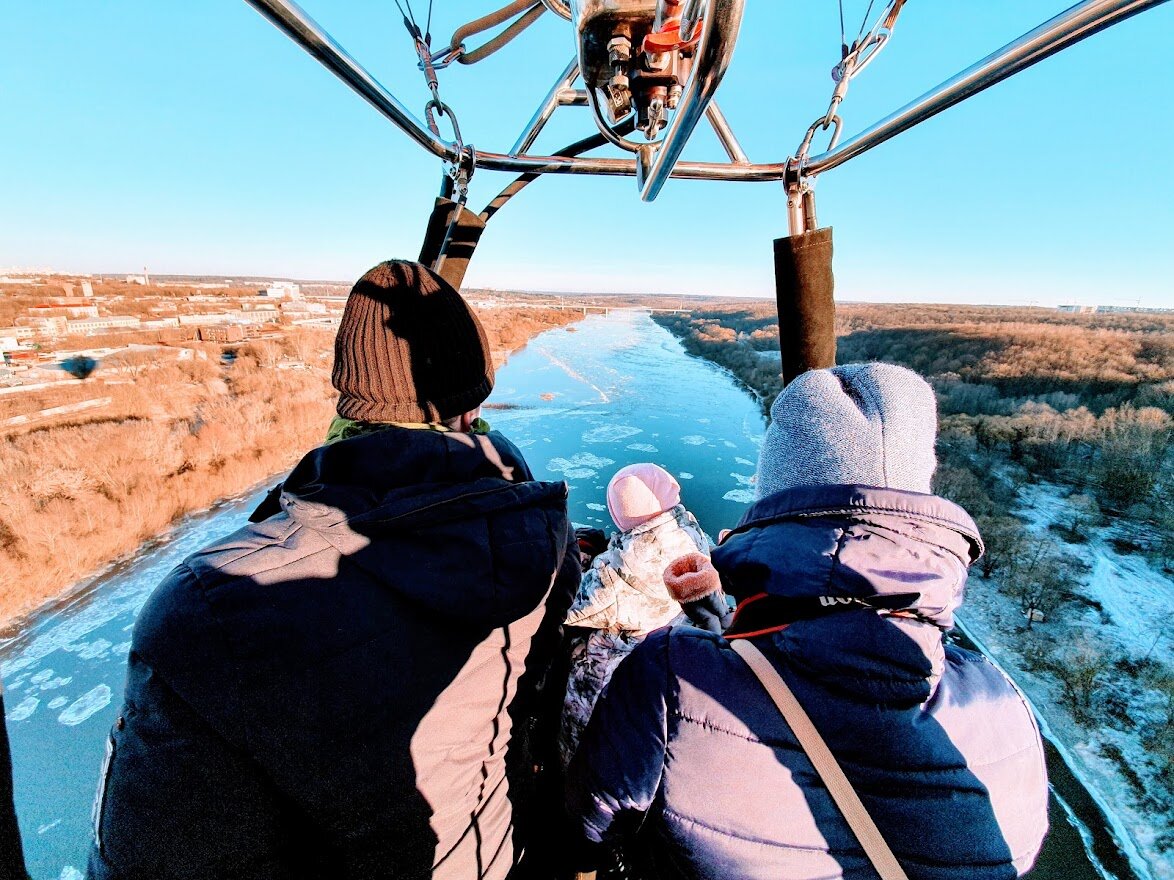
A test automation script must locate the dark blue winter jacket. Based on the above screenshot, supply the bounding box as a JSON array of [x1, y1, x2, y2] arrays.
[[88, 427, 579, 880], [567, 485, 1048, 880]]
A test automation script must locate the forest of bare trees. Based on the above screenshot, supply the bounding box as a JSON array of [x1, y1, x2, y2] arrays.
[[654, 302, 1174, 831]]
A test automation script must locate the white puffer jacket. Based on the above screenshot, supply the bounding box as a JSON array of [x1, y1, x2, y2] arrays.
[[559, 505, 710, 766]]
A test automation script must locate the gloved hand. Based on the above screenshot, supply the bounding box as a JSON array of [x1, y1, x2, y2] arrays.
[[663, 553, 733, 634]]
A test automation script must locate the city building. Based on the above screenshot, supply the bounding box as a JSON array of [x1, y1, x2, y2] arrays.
[[263, 282, 302, 299], [198, 325, 245, 344], [65, 316, 142, 335], [17, 316, 68, 336], [29, 304, 100, 319]]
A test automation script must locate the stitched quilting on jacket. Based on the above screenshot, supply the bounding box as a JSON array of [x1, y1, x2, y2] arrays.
[[559, 505, 710, 767], [88, 426, 579, 880], [567, 485, 1049, 880]]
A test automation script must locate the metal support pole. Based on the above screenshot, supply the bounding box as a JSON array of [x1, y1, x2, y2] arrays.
[[805, 0, 1171, 176], [705, 101, 749, 164], [638, 0, 747, 200], [244, 0, 1170, 185], [510, 57, 580, 155]]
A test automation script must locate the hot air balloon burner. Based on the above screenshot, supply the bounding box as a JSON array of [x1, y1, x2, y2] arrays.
[[571, 0, 698, 144]]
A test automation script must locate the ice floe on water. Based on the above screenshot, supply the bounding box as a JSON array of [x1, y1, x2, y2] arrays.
[[48, 697, 67, 710], [736, 457, 755, 468], [582, 424, 642, 444], [586, 503, 606, 512], [60, 868, 84, 880], [58, 684, 112, 727], [678, 473, 694, 480], [723, 441, 737, 448], [680, 435, 707, 446], [697, 418, 711, 424], [723, 489, 755, 504], [547, 453, 615, 481], [514, 439, 536, 448], [730, 473, 755, 487], [7, 695, 39, 722], [70, 638, 112, 661], [39, 676, 72, 691], [31, 669, 54, 685], [626, 443, 658, 453]]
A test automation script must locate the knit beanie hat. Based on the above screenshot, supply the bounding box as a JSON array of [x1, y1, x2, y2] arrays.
[[755, 363, 937, 499], [332, 260, 493, 423], [606, 463, 681, 532]]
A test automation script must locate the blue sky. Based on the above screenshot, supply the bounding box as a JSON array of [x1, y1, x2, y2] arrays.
[[2, 1, 1172, 306]]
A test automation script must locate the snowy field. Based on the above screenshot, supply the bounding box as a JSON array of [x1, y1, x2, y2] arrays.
[[960, 480, 1173, 879]]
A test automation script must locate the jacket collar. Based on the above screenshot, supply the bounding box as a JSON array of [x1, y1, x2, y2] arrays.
[[730, 484, 983, 563]]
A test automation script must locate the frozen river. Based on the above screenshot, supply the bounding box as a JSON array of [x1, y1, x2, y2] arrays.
[[0, 311, 1142, 879]]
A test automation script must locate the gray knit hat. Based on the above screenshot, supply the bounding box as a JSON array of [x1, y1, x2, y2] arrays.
[[755, 363, 937, 499], [332, 260, 493, 423]]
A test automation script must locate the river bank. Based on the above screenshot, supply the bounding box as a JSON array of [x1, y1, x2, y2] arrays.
[[0, 305, 579, 629]]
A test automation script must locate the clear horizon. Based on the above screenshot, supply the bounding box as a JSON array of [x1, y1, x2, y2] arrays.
[[3, 2, 1172, 308]]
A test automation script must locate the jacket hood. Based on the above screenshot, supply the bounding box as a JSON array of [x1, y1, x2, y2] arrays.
[[276, 427, 570, 627], [712, 484, 983, 703]]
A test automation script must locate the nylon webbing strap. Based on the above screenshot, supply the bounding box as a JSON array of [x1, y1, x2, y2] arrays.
[[730, 639, 910, 880], [418, 196, 487, 290]]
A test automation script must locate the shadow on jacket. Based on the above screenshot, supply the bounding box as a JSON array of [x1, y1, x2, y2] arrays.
[[567, 485, 1049, 880], [88, 427, 579, 880], [0, 691, 28, 880]]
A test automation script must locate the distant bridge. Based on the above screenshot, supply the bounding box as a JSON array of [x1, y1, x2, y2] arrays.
[[543, 304, 691, 317]]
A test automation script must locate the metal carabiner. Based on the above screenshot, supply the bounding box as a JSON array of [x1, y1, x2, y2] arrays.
[[425, 98, 465, 155]]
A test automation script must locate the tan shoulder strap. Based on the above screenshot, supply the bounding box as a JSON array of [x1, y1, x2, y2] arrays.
[[730, 639, 911, 880]]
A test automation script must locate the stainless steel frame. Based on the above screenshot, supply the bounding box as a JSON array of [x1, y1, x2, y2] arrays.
[[638, 0, 746, 200], [244, 0, 1170, 192]]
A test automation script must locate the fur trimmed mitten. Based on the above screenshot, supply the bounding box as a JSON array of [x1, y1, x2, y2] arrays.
[[664, 553, 733, 634]]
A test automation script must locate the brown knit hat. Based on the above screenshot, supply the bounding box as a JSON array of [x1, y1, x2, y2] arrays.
[[332, 260, 493, 422]]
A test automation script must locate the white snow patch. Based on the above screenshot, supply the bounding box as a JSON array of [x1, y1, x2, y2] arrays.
[[58, 684, 112, 726], [678, 473, 694, 480], [626, 443, 658, 453], [582, 424, 641, 444], [723, 489, 755, 504], [1017, 482, 1173, 666], [6, 695, 39, 722], [680, 435, 707, 446]]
